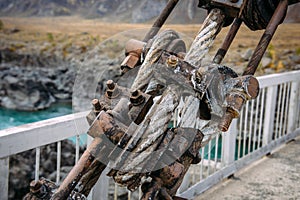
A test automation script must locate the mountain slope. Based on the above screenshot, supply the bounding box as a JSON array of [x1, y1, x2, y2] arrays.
[[0, 0, 299, 23]]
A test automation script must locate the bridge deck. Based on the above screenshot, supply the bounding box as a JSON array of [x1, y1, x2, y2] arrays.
[[195, 135, 300, 200]]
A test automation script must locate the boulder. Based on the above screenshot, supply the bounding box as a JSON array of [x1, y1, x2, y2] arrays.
[[0, 65, 75, 111], [241, 48, 253, 61]]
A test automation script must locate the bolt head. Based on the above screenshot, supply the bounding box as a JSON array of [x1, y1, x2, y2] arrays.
[[130, 90, 145, 105], [92, 99, 102, 111], [106, 80, 115, 90], [167, 55, 178, 68], [30, 180, 42, 193], [105, 81, 120, 99], [246, 76, 259, 99], [131, 90, 139, 97]]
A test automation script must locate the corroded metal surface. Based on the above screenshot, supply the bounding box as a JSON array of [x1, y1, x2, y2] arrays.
[[213, 18, 242, 64], [241, 0, 285, 31], [23, 0, 299, 199], [198, 0, 246, 18], [23, 178, 57, 200], [218, 75, 260, 132], [243, 0, 288, 75], [121, 39, 146, 74], [50, 139, 98, 200], [131, 29, 181, 91]]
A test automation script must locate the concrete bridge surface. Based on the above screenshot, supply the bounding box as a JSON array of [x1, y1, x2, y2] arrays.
[[195, 136, 300, 200]]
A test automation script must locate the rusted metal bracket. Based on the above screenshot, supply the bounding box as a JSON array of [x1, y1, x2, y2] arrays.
[[24, 1, 299, 200], [198, 0, 247, 18], [121, 39, 146, 74], [218, 76, 259, 131], [121, 0, 180, 72]]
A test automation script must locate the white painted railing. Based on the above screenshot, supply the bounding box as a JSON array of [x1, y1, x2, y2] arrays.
[[0, 111, 90, 200], [0, 70, 299, 200], [178, 70, 300, 199]]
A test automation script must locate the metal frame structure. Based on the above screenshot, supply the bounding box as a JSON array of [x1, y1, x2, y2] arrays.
[[1, 70, 299, 200], [1, 0, 300, 199]]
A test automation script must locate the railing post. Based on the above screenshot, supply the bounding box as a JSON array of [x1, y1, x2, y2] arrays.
[[287, 81, 300, 133], [263, 86, 278, 145], [222, 119, 237, 166], [86, 136, 109, 200], [0, 157, 9, 200], [91, 169, 109, 200]]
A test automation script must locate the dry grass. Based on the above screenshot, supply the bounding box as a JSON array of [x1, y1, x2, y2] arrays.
[[1, 16, 299, 45], [1, 16, 299, 65]]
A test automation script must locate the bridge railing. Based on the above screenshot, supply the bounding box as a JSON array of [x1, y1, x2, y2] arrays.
[[0, 70, 299, 200], [178, 70, 300, 199]]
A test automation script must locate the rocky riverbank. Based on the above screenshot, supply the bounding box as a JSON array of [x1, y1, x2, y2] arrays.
[[0, 31, 123, 111], [1, 33, 300, 111], [0, 63, 75, 111]]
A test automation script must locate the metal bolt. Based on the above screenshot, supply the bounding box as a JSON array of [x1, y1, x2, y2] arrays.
[[106, 80, 120, 99], [30, 180, 42, 194], [106, 80, 115, 90], [245, 76, 259, 99], [218, 93, 244, 132], [131, 90, 139, 97], [92, 99, 102, 112], [130, 90, 145, 106], [167, 55, 178, 68], [218, 112, 234, 132]]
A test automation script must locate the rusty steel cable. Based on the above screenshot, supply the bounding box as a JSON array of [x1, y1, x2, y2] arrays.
[[213, 18, 243, 64], [50, 138, 102, 200], [23, 1, 300, 199], [243, 0, 288, 76], [242, 0, 286, 31]]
